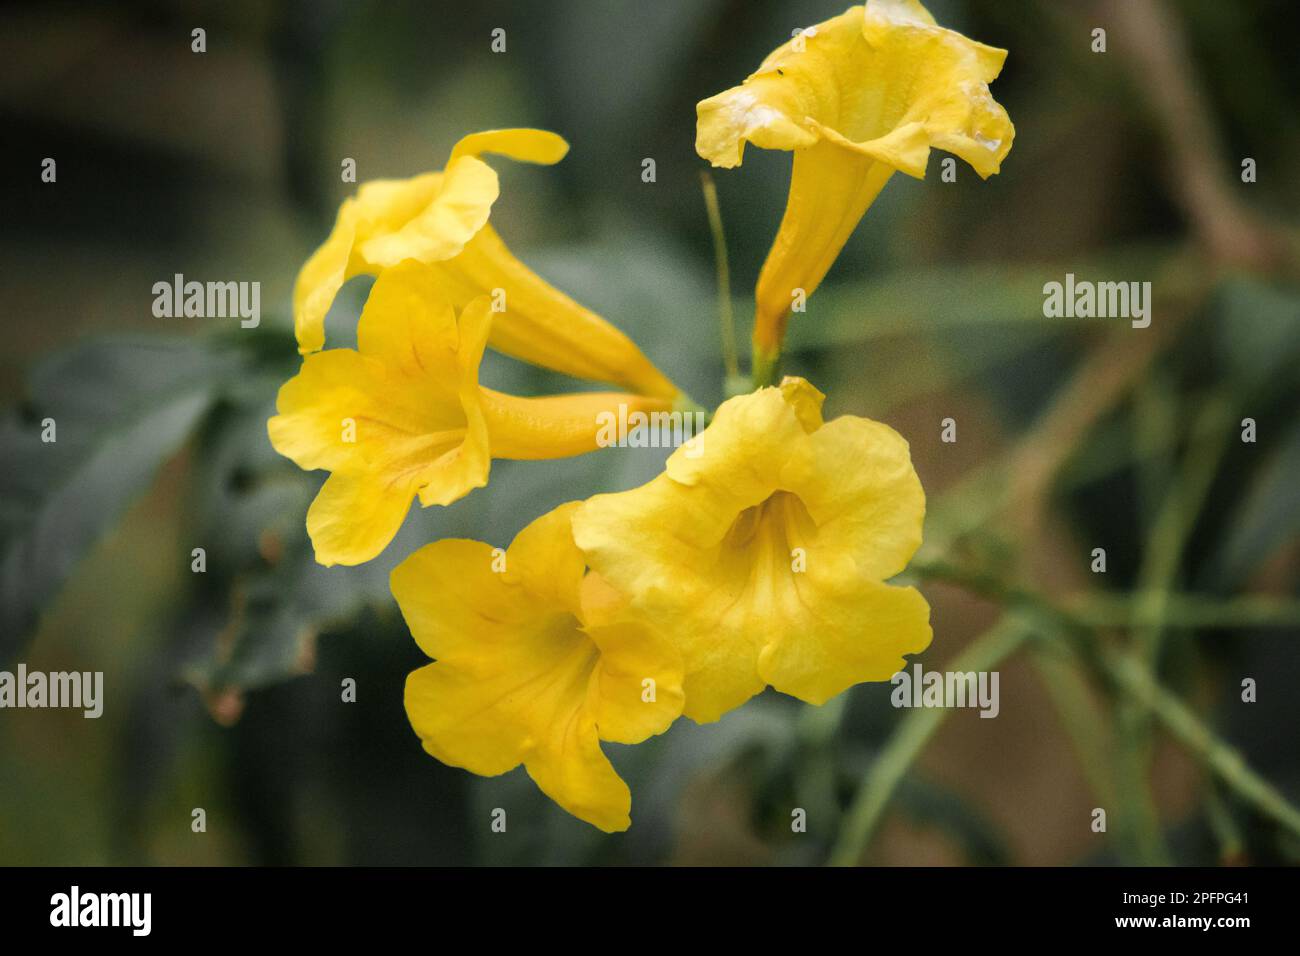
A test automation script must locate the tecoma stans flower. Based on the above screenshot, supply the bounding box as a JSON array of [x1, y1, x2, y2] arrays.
[[572, 377, 931, 723], [269, 261, 673, 567], [392, 503, 685, 832], [294, 128, 680, 400], [696, 0, 1014, 379]]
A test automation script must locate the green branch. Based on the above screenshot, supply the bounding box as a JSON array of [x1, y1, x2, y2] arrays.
[[699, 171, 743, 393], [828, 615, 1035, 865], [879, 557, 1300, 853], [1102, 653, 1300, 840]]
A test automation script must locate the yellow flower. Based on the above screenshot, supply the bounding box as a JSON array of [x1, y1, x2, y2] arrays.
[[269, 261, 672, 567], [696, 0, 1014, 373], [294, 128, 679, 399], [572, 377, 931, 723], [392, 502, 684, 832]]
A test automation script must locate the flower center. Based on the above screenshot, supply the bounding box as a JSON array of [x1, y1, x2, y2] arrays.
[[723, 491, 813, 549], [718, 491, 818, 607]]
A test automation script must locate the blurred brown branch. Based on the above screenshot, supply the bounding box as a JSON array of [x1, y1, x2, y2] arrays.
[[1096, 0, 1284, 268]]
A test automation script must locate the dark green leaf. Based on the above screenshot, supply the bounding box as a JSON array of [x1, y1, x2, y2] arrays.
[[785, 244, 1184, 350], [0, 337, 236, 661], [1213, 277, 1300, 392], [1211, 417, 1300, 588]]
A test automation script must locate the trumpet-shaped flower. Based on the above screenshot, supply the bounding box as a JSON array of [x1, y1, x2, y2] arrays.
[[696, 0, 1014, 372], [392, 503, 684, 832], [572, 377, 931, 723], [294, 128, 679, 399], [269, 261, 672, 567]]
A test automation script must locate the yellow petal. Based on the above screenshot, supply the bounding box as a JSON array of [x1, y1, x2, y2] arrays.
[[695, 9, 864, 167], [351, 173, 445, 233], [666, 378, 820, 491], [478, 386, 675, 461], [697, 3, 1012, 177], [292, 198, 359, 354], [499, 501, 586, 612], [396, 537, 615, 824], [276, 259, 677, 567], [575, 469, 766, 722], [292, 174, 443, 354], [353, 265, 493, 509], [391, 539, 521, 660], [523, 710, 632, 833], [267, 349, 386, 473], [697, 0, 1014, 362], [355, 156, 499, 269], [405, 663, 530, 777], [449, 128, 570, 165], [586, 621, 684, 745], [306, 471, 414, 567], [581, 573, 685, 745], [354, 260, 461, 376], [333, 263, 491, 509], [574, 387, 824, 721], [392, 506, 682, 831], [758, 578, 931, 705], [574, 377, 931, 721], [752, 141, 894, 356], [417, 296, 492, 507], [783, 413, 926, 580], [292, 130, 680, 402], [429, 225, 681, 398], [273, 264, 494, 565], [779, 375, 828, 431]]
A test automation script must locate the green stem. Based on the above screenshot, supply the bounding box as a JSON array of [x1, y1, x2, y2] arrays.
[[1204, 783, 1245, 863], [699, 172, 741, 391], [906, 557, 1300, 846], [1112, 702, 1171, 864], [1134, 394, 1235, 663], [1073, 592, 1300, 629], [828, 616, 1035, 866], [1102, 652, 1300, 841], [1118, 394, 1232, 863], [1030, 642, 1117, 810], [751, 343, 782, 390]]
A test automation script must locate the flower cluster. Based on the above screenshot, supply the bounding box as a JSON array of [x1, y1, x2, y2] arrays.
[[268, 0, 1012, 830]]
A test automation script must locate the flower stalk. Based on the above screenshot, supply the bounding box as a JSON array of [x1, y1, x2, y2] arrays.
[[698, 171, 743, 393]]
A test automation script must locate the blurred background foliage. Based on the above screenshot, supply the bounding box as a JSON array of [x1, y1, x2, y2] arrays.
[[2, 0, 1299, 865]]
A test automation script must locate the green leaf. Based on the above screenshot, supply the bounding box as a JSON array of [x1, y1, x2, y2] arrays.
[[784, 244, 1184, 350], [1211, 417, 1300, 589], [1213, 277, 1300, 392], [0, 337, 236, 662], [183, 547, 374, 696]]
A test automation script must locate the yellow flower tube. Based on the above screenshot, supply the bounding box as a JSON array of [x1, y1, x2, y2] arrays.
[[696, 0, 1015, 379], [393, 503, 684, 832], [294, 128, 680, 400], [573, 377, 932, 723], [269, 261, 672, 567]]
